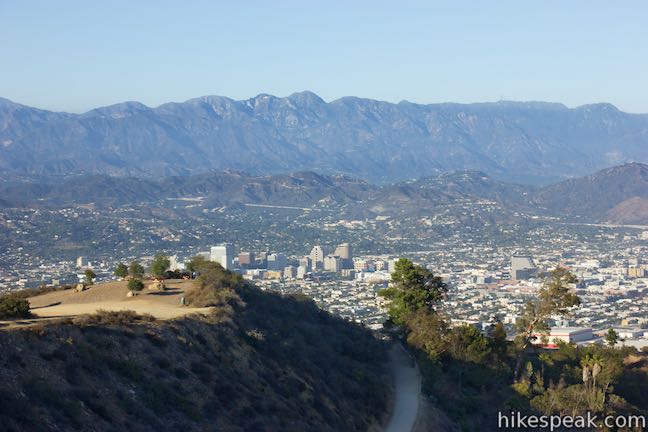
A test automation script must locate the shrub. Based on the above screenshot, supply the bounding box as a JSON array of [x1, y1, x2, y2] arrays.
[[185, 264, 245, 307], [0, 296, 31, 319], [72, 309, 155, 326]]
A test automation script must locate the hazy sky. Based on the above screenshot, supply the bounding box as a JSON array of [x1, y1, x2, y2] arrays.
[[1, 1, 647, 113]]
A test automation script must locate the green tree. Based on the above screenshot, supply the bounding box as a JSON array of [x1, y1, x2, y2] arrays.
[[129, 261, 145, 279], [128, 279, 144, 295], [447, 324, 491, 364], [186, 255, 216, 275], [405, 309, 448, 361], [604, 328, 618, 347], [84, 268, 96, 286], [150, 254, 171, 279], [114, 263, 128, 279], [379, 258, 448, 325], [514, 267, 580, 380], [491, 320, 508, 360], [0, 296, 31, 319]]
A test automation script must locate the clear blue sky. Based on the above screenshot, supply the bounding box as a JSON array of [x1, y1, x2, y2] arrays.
[[1, 0, 647, 113]]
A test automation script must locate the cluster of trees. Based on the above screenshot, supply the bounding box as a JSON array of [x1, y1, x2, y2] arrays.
[[113, 254, 173, 295], [113, 261, 145, 280], [380, 259, 647, 426], [519, 343, 631, 420]]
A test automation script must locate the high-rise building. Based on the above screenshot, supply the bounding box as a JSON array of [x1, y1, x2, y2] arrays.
[[324, 255, 342, 273], [334, 243, 353, 269], [283, 266, 297, 279], [210, 243, 234, 270], [267, 253, 287, 271], [310, 245, 324, 271], [511, 255, 537, 280], [239, 252, 255, 268], [168, 255, 180, 271], [257, 251, 269, 269], [296, 265, 308, 279], [299, 256, 312, 272], [388, 259, 400, 273]]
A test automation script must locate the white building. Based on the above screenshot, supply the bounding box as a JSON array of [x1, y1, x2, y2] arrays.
[[511, 255, 537, 280], [210, 243, 234, 270], [310, 246, 324, 271], [324, 255, 341, 272], [533, 327, 594, 348], [267, 253, 287, 271]]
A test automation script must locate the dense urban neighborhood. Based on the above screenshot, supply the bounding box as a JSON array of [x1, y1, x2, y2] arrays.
[[3, 204, 648, 349]]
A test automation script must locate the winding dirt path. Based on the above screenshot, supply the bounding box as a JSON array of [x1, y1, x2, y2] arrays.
[[384, 343, 422, 432]]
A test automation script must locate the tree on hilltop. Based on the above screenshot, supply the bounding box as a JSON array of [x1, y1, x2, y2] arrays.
[[114, 263, 128, 279], [129, 261, 145, 279], [84, 268, 96, 286], [150, 254, 170, 279], [128, 279, 144, 295]]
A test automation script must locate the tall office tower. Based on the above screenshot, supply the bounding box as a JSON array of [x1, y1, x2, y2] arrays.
[[511, 255, 537, 280], [388, 259, 399, 273], [267, 253, 287, 271], [324, 255, 342, 272], [257, 251, 269, 269], [283, 266, 297, 279], [296, 265, 307, 279], [210, 243, 234, 270], [168, 255, 179, 271], [299, 256, 312, 272], [310, 245, 324, 271], [334, 243, 353, 269], [238, 251, 255, 268]]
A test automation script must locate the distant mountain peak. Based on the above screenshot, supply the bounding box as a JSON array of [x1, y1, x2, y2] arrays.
[[575, 102, 620, 112], [288, 90, 326, 105], [85, 101, 150, 117]]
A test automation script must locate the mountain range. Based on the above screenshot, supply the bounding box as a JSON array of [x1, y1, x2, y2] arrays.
[[3, 162, 648, 225], [2, 93, 648, 184]]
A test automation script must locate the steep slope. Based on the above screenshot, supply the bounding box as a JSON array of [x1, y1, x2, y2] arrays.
[[532, 162, 648, 222], [2, 93, 648, 183], [605, 197, 648, 225], [0, 283, 390, 431]]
